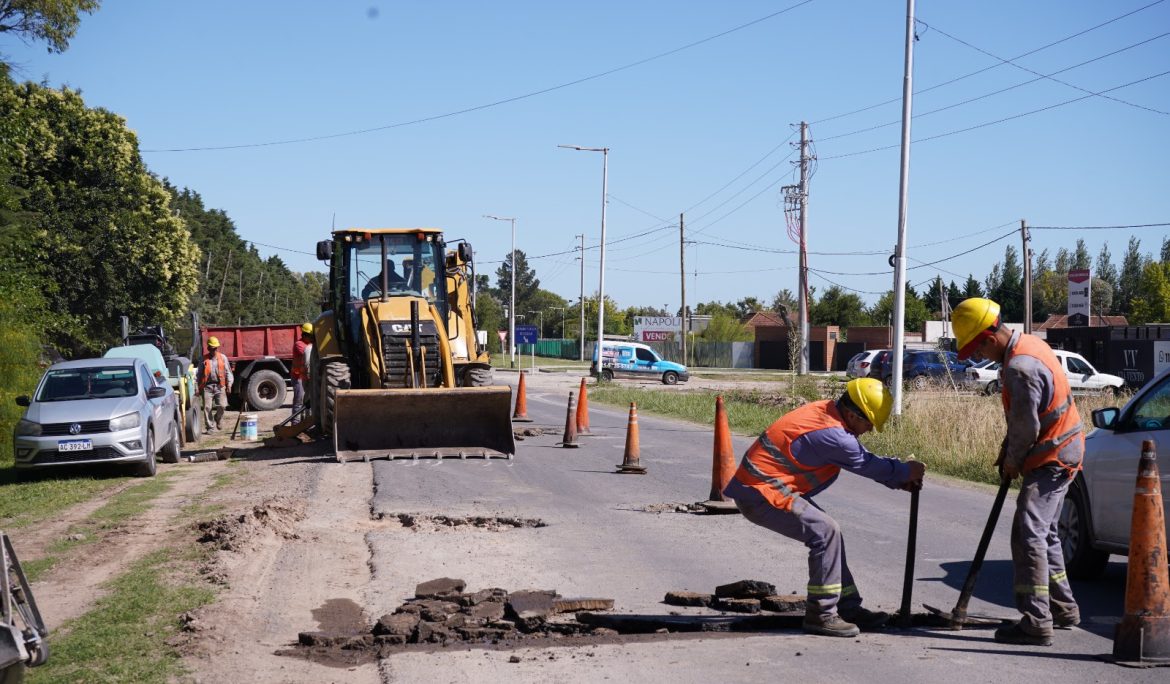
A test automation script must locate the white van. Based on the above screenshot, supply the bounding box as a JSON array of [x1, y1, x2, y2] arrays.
[[590, 341, 689, 385]]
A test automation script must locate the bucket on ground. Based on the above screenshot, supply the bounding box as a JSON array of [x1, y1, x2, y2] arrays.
[[241, 413, 258, 441]]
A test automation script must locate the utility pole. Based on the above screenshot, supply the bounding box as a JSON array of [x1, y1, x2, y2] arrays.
[[1021, 219, 1033, 334], [890, 0, 917, 415], [216, 250, 233, 311], [679, 213, 686, 365], [797, 122, 810, 375], [577, 233, 585, 362]]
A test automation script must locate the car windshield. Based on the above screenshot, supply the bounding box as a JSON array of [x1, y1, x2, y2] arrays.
[[36, 367, 137, 402]]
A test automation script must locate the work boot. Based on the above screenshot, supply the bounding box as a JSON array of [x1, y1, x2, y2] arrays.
[[803, 613, 861, 638], [840, 606, 891, 630], [994, 622, 1053, 646], [1052, 610, 1081, 630]]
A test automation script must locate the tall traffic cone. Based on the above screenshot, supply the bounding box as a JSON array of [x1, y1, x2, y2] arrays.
[[512, 371, 532, 422], [576, 377, 592, 435], [617, 402, 646, 474], [1111, 439, 1170, 667], [559, 391, 580, 448], [701, 396, 739, 513]]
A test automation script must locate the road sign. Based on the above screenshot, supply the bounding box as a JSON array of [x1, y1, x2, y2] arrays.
[[515, 325, 539, 345], [497, 330, 507, 344]]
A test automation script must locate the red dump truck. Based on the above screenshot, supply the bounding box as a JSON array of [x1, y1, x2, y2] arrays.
[[197, 323, 301, 411]]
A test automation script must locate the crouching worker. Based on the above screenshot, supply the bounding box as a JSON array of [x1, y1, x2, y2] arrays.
[[724, 378, 925, 637]]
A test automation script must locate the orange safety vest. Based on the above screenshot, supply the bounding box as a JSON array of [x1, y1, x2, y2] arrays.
[[1001, 334, 1084, 475], [731, 400, 845, 511], [200, 352, 229, 391]]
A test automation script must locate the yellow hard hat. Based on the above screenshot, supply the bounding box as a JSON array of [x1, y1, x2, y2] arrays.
[[845, 378, 893, 432], [301, 322, 313, 335], [953, 297, 1001, 360], [207, 336, 220, 348]]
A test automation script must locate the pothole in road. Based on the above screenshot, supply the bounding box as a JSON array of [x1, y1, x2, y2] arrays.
[[379, 514, 548, 531]]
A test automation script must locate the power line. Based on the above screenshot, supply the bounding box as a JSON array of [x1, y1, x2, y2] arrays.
[[143, 0, 818, 153], [1031, 222, 1170, 230]]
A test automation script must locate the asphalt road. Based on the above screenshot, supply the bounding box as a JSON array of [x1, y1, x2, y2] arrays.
[[364, 375, 1156, 683]]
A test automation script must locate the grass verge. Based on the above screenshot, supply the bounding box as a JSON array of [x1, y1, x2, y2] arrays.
[[590, 385, 1121, 486], [22, 473, 177, 582], [0, 471, 131, 529], [26, 547, 215, 684]]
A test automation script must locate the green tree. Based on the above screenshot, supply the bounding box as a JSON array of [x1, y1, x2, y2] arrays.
[[733, 297, 763, 318], [1129, 261, 1170, 324], [1095, 241, 1119, 301], [962, 274, 983, 299], [700, 312, 753, 342], [695, 300, 739, 319], [810, 285, 866, 327], [475, 290, 504, 353], [868, 287, 929, 332], [2, 80, 200, 355], [495, 249, 540, 315], [1072, 239, 1091, 271], [0, 0, 99, 57], [1118, 236, 1148, 316], [770, 289, 796, 314], [986, 245, 1024, 321]]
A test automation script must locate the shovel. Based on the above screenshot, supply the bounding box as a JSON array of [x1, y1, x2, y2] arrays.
[[923, 475, 1012, 629], [896, 487, 919, 628]]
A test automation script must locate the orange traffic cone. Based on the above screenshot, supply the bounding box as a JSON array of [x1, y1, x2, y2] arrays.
[[512, 371, 533, 423], [617, 402, 646, 474], [1112, 439, 1170, 666], [576, 377, 592, 435], [701, 396, 739, 513], [560, 391, 580, 448]]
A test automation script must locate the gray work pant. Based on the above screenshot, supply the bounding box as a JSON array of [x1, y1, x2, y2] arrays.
[[202, 385, 227, 430], [1011, 465, 1079, 635], [291, 377, 305, 419], [733, 486, 861, 617]]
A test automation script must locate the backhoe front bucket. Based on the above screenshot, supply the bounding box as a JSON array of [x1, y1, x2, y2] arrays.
[[332, 386, 516, 462]]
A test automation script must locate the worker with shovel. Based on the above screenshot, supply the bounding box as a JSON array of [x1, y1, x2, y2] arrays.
[[724, 378, 925, 637], [953, 297, 1082, 646]]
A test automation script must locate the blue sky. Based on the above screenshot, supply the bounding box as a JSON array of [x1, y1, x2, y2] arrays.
[[5, 1, 1169, 312]]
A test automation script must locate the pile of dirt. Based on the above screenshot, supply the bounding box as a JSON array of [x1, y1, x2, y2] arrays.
[[195, 499, 305, 552], [384, 513, 548, 532], [288, 578, 616, 660]]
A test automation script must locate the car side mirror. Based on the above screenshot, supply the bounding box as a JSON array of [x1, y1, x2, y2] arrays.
[[147, 386, 167, 399], [316, 240, 333, 262], [15, 395, 29, 407], [1092, 407, 1120, 430]]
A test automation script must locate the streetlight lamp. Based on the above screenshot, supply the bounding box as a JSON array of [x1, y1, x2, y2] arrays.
[[558, 144, 609, 379], [483, 214, 516, 367], [528, 310, 544, 339]]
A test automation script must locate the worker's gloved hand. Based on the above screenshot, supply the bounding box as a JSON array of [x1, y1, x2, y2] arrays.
[[1002, 461, 1020, 480], [902, 459, 926, 491]]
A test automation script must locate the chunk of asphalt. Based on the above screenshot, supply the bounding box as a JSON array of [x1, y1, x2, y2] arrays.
[[715, 597, 761, 614], [552, 598, 615, 614], [415, 577, 467, 600], [458, 588, 509, 607], [761, 595, 808, 613], [373, 613, 419, 637], [664, 590, 714, 607], [506, 590, 556, 632], [714, 579, 776, 599], [469, 601, 506, 622]]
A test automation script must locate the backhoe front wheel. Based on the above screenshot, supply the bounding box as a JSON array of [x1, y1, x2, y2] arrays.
[[316, 357, 351, 437]]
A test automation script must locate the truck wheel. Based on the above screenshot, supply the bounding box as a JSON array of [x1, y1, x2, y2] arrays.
[[601, 369, 614, 382], [465, 366, 493, 387], [186, 399, 202, 443], [245, 369, 286, 411], [662, 371, 679, 385], [320, 360, 351, 437]]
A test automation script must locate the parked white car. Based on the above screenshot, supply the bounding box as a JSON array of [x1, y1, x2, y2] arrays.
[[1052, 349, 1124, 395], [964, 360, 1001, 394], [846, 350, 882, 379], [1058, 367, 1170, 579]]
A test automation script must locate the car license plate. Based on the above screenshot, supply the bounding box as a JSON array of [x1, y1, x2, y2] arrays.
[[58, 439, 93, 452]]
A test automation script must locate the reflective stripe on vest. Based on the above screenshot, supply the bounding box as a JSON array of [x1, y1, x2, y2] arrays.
[[731, 400, 844, 511], [1001, 334, 1083, 474], [200, 353, 228, 391]]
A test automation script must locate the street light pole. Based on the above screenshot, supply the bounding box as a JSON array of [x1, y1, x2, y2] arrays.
[[551, 306, 566, 340], [559, 145, 609, 379], [483, 214, 517, 367]]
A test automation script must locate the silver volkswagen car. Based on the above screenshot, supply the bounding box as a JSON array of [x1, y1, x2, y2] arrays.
[[12, 357, 182, 477]]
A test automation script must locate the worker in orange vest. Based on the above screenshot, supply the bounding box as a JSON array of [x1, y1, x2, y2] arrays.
[[953, 297, 1082, 646], [723, 378, 924, 637], [290, 323, 313, 421], [197, 336, 233, 432]]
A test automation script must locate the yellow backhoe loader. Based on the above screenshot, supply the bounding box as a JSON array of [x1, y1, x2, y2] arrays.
[[306, 228, 514, 462]]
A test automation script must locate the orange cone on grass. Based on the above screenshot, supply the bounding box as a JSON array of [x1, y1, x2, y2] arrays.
[[1111, 439, 1170, 667], [576, 377, 592, 435], [560, 391, 580, 448], [617, 402, 646, 474], [512, 371, 532, 422], [701, 396, 739, 513]]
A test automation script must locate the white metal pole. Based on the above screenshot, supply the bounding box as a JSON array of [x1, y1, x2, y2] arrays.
[[597, 148, 609, 380], [510, 218, 516, 367], [891, 0, 916, 415]]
